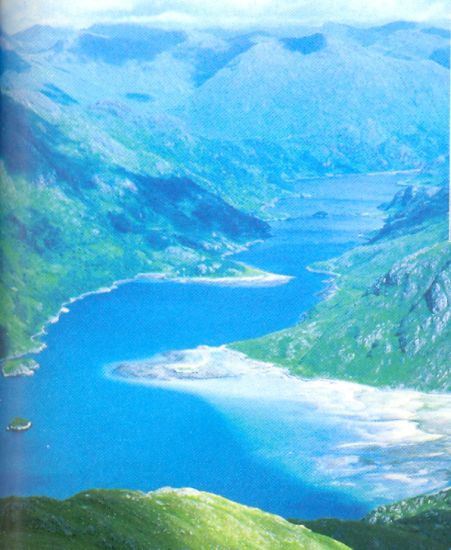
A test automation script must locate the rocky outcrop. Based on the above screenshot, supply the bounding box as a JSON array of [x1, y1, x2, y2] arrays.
[[373, 185, 448, 241]]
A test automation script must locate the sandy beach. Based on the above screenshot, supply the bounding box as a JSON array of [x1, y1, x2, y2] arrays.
[[108, 345, 451, 503]]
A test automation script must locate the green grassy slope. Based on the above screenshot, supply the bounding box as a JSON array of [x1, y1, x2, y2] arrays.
[[0, 93, 270, 365], [233, 186, 450, 391], [0, 488, 350, 550], [294, 488, 451, 550]]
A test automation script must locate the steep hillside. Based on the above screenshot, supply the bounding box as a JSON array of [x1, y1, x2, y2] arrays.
[[363, 487, 451, 547], [296, 488, 451, 550], [1, 485, 448, 550], [0, 91, 269, 365], [233, 186, 450, 391], [3, 27, 289, 212], [0, 488, 350, 550], [185, 26, 449, 173]]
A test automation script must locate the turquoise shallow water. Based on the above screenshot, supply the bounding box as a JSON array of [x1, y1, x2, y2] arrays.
[[0, 173, 406, 518]]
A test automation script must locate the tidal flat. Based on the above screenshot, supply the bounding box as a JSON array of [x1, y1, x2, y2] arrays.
[[110, 345, 451, 505]]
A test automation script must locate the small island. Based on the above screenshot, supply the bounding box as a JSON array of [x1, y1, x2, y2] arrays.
[[6, 417, 32, 432], [312, 210, 329, 219]]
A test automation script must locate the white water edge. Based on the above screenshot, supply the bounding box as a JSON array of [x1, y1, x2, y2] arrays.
[[171, 273, 293, 287], [107, 345, 451, 505], [9, 268, 291, 365]]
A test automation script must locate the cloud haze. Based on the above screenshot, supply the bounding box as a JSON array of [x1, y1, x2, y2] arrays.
[[2, 0, 450, 33]]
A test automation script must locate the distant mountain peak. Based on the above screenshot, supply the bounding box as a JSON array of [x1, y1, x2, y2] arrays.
[[281, 33, 327, 54]]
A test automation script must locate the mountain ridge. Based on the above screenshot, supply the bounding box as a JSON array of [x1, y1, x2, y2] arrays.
[[233, 185, 450, 391]]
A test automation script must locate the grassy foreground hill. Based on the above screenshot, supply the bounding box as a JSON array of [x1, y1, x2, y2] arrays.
[[1, 486, 449, 549], [0, 488, 350, 550], [295, 488, 451, 550], [233, 185, 450, 391]]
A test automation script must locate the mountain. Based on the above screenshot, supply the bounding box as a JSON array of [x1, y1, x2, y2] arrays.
[[233, 184, 450, 391], [0, 20, 449, 367], [12, 25, 75, 53], [2, 20, 448, 197], [4, 21, 450, 181], [295, 488, 451, 550], [184, 23, 449, 175], [186, 32, 447, 150], [0, 488, 350, 550], [0, 91, 270, 366], [69, 25, 186, 65]]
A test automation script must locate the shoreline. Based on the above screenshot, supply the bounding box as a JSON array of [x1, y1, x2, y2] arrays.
[[171, 272, 293, 287], [1, 267, 292, 376], [306, 265, 341, 300], [107, 345, 451, 501], [0, 168, 421, 377], [291, 168, 421, 183], [2, 168, 408, 376], [6, 421, 32, 432]]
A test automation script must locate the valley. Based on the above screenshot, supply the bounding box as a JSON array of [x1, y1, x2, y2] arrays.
[[0, 16, 449, 549]]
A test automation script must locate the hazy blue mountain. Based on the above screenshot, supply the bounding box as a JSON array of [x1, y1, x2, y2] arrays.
[[12, 24, 75, 53], [186, 32, 448, 174], [4, 21, 449, 180], [0, 46, 30, 74], [70, 25, 186, 65]]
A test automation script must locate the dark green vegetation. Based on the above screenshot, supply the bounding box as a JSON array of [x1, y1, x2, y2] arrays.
[[293, 488, 451, 550], [0, 20, 448, 369], [233, 185, 451, 391], [0, 488, 350, 549]]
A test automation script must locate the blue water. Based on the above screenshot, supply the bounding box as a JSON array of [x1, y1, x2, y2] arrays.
[[0, 173, 406, 518]]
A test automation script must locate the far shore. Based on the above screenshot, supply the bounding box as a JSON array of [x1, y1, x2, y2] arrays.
[[172, 273, 293, 287]]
